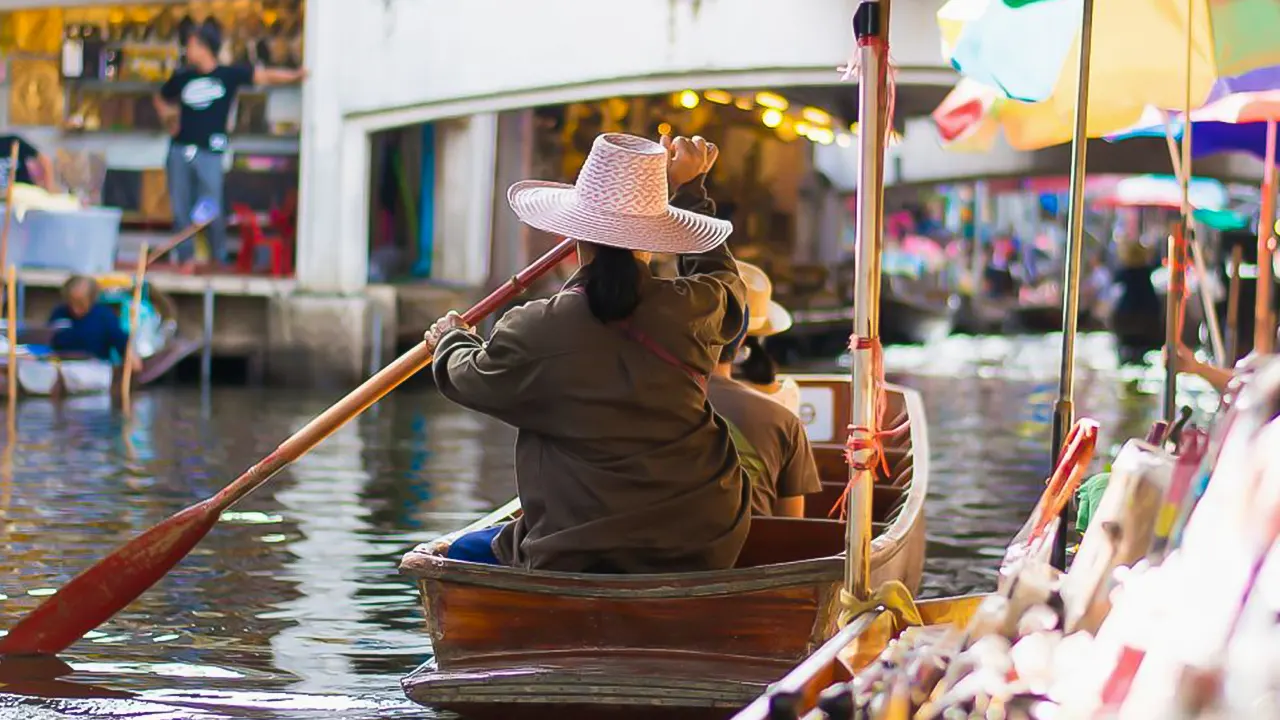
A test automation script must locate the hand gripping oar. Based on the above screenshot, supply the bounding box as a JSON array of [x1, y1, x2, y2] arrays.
[[0, 238, 576, 656]]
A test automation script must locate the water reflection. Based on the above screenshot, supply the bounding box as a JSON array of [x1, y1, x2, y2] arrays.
[[0, 336, 1187, 718]]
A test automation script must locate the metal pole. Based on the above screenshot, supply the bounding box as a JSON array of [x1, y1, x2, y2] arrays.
[[1050, 0, 1095, 571], [201, 283, 214, 388], [845, 0, 888, 601], [14, 277, 23, 324], [1163, 0, 1195, 423], [1255, 120, 1277, 356]]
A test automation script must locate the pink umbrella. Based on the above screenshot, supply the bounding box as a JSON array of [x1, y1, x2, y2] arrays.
[[900, 235, 947, 267]]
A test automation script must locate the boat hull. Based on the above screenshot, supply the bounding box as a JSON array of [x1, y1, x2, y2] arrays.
[[399, 377, 930, 718], [781, 294, 955, 359]]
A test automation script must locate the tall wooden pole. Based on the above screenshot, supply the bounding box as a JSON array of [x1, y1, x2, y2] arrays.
[[1255, 120, 1277, 356]]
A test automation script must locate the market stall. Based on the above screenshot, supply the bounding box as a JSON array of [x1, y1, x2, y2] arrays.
[[0, 0, 303, 274]]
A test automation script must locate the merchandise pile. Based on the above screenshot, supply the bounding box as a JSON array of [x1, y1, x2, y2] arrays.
[[809, 358, 1280, 720]]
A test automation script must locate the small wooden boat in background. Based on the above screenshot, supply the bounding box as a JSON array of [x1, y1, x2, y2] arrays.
[[398, 375, 930, 719], [784, 288, 955, 357], [0, 278, 202, 397]]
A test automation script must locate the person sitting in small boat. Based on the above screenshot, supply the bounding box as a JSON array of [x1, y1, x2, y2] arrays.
[[732, 261, 800, 415], [1109, 241, 1162, 366], [423, 133, 751, 574], [709, 310, 820, 517], [48, 275, 141, 371]]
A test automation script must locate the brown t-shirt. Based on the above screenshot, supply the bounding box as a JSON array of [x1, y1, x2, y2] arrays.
[[707, 375, 822, 515]]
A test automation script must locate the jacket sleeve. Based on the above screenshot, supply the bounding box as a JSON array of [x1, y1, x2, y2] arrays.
[[430, 302, 554, 426], [669, 174, 747, 345]]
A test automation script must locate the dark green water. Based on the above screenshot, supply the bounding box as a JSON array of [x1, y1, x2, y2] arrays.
[[0, 335, 1180, 719]]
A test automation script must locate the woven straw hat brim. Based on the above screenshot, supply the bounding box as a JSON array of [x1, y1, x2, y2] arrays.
[[508, 180, 732, 254]]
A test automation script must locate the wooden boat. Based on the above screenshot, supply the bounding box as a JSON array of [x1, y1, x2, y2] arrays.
[[0, 278, 202, 397], [951, 295, 1016, 336], [398, 374, 930, 719], [786, 290, 955, 355]]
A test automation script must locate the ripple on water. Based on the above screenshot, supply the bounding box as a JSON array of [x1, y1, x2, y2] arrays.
[[0, 343, 1169, 717]]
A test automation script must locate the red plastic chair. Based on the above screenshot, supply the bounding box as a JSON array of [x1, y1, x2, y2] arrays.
[[232, 203, 292, 276]]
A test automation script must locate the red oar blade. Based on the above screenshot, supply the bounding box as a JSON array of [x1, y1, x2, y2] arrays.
[[0, 499, 220, 656]]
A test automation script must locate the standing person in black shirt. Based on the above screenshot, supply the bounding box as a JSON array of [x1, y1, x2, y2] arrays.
[[154, 18, 305, 270], [0, 133, 56, 193]]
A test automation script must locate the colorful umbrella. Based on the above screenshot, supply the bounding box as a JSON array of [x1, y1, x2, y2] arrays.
[[1105, 65, 1280, 354], [939, 0, 1280, 107], [1091, 174, 1229, 212], [932, 77, 1144, 151], [1106, 66, 1280, 163]]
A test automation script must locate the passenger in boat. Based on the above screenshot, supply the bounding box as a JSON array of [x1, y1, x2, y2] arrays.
[[1109, 241, 1162, 366], [48, 276, 141, 371], [732, 262, 800, 415], [423, 133, 751, 573], [709, 291, 821, 517]]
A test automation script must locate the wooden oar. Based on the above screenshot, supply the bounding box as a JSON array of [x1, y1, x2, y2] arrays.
[[0, 141, 19, 280], [1, 141, 20, 400], [0, 237, 576, 656], [1226, 245, 1243, 363], [5, 265, 15, 403], [146, 199, 218, 267], [146, 222, 209, 266], [119, 244, 149, 410]]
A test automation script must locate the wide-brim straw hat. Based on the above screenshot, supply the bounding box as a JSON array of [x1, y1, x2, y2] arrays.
[[1118, 241, 1149, 267], [738, 261, 793, 337], [508, 133, 733, 254]]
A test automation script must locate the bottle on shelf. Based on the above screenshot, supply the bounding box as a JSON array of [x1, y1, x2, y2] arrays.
[[61, 23, 85, 78]]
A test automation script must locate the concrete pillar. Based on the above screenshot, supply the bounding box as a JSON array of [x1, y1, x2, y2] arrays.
[[296, 2, 369, 295], [273, 1, 374, 386], [433, 113, 499, 286]]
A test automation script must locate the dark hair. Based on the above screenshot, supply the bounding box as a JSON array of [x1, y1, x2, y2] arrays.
[[718, 338, 741, 364], [62, 275, 100, 303], [737, 336, 778, 385], [717, 307, 751, 364], [194, 18, 223, 55], [584, 244, 641, 322]]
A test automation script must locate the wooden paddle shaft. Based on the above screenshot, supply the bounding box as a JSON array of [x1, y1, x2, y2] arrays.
[[147, 222, 210, 265], [1227, 245, 1243, 363], [211, 237, 577, 511], [5, 265, 15, 401], [0, 141, 18, 280], [120, 245, 149, 407], [0, 237, 575, 657]]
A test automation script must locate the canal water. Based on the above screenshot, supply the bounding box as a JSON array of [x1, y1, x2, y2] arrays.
[[0, 333, 1212, 719]]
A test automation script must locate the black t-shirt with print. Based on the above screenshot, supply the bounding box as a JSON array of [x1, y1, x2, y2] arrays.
[[0, 135, 40, 190], [160, 64, 255, 152]]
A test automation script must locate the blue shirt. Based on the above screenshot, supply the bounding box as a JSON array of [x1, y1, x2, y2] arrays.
[[48, 303, 129, 362]]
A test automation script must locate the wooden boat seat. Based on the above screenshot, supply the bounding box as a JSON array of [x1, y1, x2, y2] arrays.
[[734, 518, 845, 568], [418, 516, 852, 573], [805, 482, 902, 525], [812, 445, 913, 489]]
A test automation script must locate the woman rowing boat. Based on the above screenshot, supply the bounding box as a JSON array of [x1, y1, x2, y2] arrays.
[[422, 133, 752, 574]]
